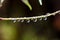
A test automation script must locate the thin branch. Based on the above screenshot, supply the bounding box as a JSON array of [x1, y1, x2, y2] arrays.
[[0, 10, 60, 20]]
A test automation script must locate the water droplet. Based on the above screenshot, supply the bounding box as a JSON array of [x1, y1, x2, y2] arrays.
[[33, 19, 37, 22], [27, 20, 30, 23], [13, 20, 16, 23], [18, 20, 20, 22], [44, 17, 47, 20], [39, 18, 42, 20], [21, 20, 24, 22]]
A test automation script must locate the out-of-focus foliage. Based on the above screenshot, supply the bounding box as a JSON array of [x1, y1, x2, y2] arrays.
[[22, 0, 32, 10]]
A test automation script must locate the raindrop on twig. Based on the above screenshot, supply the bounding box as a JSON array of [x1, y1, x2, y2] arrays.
[[39, 18, 42, 20], [44, 17, 47, 20], [13, 20, 16, 23], [27, 20, 30, 23], [33, 19, 37, 22], [18, 20, 21, 22], [21, 20, 24, 22]]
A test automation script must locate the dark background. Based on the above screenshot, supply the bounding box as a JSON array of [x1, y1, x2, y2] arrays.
[[0, 0, 60, 40]]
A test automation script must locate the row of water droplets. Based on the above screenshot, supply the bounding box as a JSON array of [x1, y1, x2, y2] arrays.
[[13, 10, 60, 23], [13, 17, 47, 23]]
